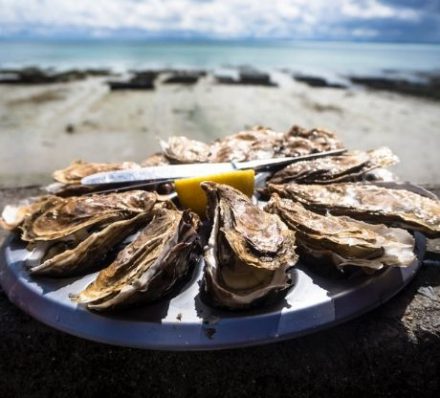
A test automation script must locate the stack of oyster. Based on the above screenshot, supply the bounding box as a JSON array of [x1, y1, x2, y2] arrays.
[[2, 125, 440, 312]]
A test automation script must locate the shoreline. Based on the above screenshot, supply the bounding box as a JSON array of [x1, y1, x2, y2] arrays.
[[0, 68, 439, 187]]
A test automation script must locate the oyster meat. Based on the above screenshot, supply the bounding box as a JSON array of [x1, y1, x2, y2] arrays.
[[268, 182, 440, 238], [266, 195, 415, 271], [22, 190, 160, 276], [72, 207, 200, 311], [270, 147, 398, 185], [202, 182, 298, 310]]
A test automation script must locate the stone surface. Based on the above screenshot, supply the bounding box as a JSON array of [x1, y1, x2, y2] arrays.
[[0, 186, 439, 398]]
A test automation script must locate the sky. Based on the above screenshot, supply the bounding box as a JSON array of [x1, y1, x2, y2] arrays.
[[0, 0, 439, 43]]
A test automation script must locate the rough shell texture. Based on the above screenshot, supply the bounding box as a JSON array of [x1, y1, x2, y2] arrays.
[[267, 182, 440, 238], [20, 190, 158, 242], [72, 207, 201, 311], [28, 212, 152, 277], [265, 195, 415, 271], [208, 126, 285, 162], [270, 147, 398, 185], [52, 160, 139, 184], [0, 196, 60, 231], [202, 182, 298, 310], [160, 136, 211, 163], [140, 152, 170, 167]]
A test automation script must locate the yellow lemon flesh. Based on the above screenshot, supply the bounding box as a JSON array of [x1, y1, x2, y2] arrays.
[[175, 169, 255, 217]]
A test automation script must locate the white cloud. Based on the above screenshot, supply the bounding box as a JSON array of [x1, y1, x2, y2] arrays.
[[0, 0, 429, 39]]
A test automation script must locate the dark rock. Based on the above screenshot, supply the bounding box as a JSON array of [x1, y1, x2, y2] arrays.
[[0, 67, 112, 85], [107, 70, 158, 90], [294, 74, 346, 89], [350, 75, 440, 101], [65, 124, 75, 134], [163, 70, 206, 85], [215, 70, 277, 87]]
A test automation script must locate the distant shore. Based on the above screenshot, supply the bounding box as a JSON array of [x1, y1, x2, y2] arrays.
[[0, 66, 439, 187]]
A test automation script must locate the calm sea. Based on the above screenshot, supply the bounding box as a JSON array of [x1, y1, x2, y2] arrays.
[[0, 40, 439, 78]]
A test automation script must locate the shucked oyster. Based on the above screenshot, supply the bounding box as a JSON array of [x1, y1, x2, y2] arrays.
[[21, 190, 159, 276], [270, 147, 398, 185], [267, 182, 440, 238], [72, 207, 200, 311], [202, 182, 298, 310], [266, 195, 415, 271]]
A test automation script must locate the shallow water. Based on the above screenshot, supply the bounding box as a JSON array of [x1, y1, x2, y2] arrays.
[[1, 39, 440, 79]]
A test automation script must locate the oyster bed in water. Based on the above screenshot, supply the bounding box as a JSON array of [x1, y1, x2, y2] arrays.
[[1, 123, 438, 312]]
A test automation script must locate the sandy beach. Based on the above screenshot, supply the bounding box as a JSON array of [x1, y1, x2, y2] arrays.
[[0, 71, 439, 187]]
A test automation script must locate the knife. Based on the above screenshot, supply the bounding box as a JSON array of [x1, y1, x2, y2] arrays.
[[81, 149, 346, 186]]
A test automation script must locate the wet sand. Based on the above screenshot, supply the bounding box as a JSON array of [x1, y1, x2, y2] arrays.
[[0, 72, 439, 186]]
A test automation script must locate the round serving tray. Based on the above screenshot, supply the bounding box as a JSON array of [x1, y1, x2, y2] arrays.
[[0, 232, 425, 350]]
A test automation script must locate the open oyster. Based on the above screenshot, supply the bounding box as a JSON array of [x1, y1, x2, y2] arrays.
[[201, 182, 298, 310], [22, 190, 160, 276], [267, 182, 440, 238], [72, 207, 200, 311], [266, 195, 415, 271], [270, 147, 398, 185]]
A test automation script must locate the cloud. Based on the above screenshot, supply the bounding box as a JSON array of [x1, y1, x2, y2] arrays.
[[0, 0, 439, 42]]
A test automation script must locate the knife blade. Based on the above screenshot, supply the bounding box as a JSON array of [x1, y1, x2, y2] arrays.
[[81, 149, 346, 186]]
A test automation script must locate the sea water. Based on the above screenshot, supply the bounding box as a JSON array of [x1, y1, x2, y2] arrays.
[[0, 39, 439, 79]]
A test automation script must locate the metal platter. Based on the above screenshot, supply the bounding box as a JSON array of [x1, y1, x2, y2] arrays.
[[0, 232, 424, 351]]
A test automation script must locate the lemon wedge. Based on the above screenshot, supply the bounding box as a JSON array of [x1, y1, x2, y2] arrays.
[[175, 169, 255, 217]]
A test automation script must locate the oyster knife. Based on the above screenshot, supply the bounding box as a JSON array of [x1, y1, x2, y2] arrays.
[[81, 149, 346, 186]]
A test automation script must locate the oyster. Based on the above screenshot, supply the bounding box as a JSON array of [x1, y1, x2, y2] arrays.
[[281, 126, 344, 157], [266, 195, 415, 271], [140, 152, 170, 167], [201, 182, 298, 310], [21, 190, 158, 241], [161, 136, 211, 163], [72, 207, 200, 311], [53, 160, 139, 185], [270, 147, 398, 185], [21, 190, 160, 276], [0, 196, 61, 231], [267, 182, 440, 238], [209, 126, 285, 162]]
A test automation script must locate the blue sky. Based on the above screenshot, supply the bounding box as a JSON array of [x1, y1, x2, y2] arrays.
[[1, 0, 439, 42]]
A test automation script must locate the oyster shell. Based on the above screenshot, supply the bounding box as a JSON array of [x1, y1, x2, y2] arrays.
[[201, 182, 298, 310], [20, 191, 160, 276], [29, 212, 150, 276], [0, 196, 61, 231], [209, 126, 285, 162], [265, 195, 415, 271], [281, 126, 344, 157], [140, 152, 170, 167], [267, 182, 440, 238], [21, 190, 157, 242], [72, 207, 200, 311], [270, 147, 398, 185], [161, 136, 211, 163], [53, 160, 139, 185]]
